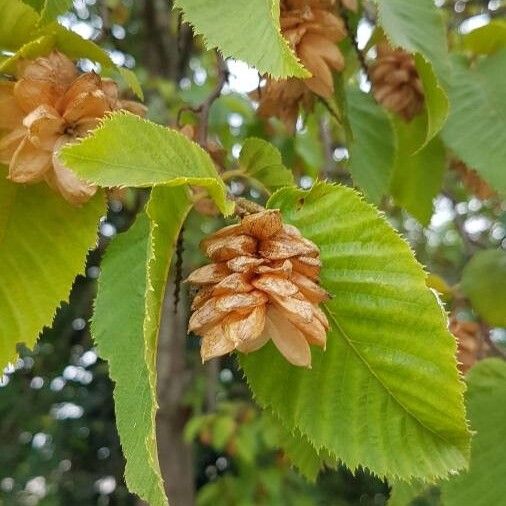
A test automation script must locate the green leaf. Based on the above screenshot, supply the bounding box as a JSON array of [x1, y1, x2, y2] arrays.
[[460, 249, 506, 327], [39, 0, 72, 25], [388, 480, 430, 506], [390, 117, 445, 225], [266, 413, 329, 482], [141, 187, 191, 503], [414, 54, 449, 148], [183, 415, 208, 443], [372, 0, 450, 144], [333, 73, 354, 142], [241, 182, 470, 481], [144, 186, 192, 390], [173, 0, 308, 78], [442, 51, 506, 195], [22, 0, 45, 11], [119, 67, 144, 101], [92, 213, 167, 506], [441, 359, 506, 506], [0, 29, 104, 73], [263, 411, 323, 481], [294, 113, 325, 179], [50, 24, 114, 66], [0, 35, 55, 73], [239, 138, 294, 193], [89, 168, 224, 505], [280, 435, 322, 482], [212, 416, 236, 450], [61, 112, 234, 215], [234, 424, 258, 464], [345, 87, 395, 204], [461, 20, 506, 55], [0, 0, 39, 51], [372, 0, 449, 81], [0, 176, 104, 370]]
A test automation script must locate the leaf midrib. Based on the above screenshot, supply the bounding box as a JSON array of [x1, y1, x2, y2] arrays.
[[325, 308, 461, 452], [63, 154, 226, 193], [64, 152, 216, 179]]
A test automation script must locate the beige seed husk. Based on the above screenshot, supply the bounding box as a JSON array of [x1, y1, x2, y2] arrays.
[[371, 43, 424, 121], [187, 209, 331, 367]]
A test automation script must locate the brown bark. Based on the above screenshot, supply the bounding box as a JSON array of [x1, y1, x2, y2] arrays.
[[156, 275, 196, 506], [142, 0, 194, 80]]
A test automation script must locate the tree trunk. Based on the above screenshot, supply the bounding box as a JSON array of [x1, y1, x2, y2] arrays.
[[138, 3, 198, 501], [141, 0, 194, 80], [156, 275, 195, 506]]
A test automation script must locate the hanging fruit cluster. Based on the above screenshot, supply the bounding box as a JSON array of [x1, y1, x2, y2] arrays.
[[449, 316, 488, 374], [0, 51, 145, 204], [451, 159, 496, 200], [256, 0, 348, 130], [370, 42, 425, 121], [187, 209, 330, 367]]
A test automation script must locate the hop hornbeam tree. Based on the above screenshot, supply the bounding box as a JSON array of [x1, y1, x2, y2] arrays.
[[0, 0, 505, 505]]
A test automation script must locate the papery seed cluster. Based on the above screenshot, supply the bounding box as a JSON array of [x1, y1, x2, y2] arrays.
[[370, 43, 425, 121], [449, 316, 488, 374], [256, 0, 349, 130], [450, 160, 495, 200], [0, 51, 145, 204], [187, 209, 330, 367]]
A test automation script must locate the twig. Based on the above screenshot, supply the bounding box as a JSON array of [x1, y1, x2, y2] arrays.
[[173, 226, 185, 313], [176, 9, 194, 79], [143, 0, 173, 78], [177, 10, 184, 55], [453, 213, 479, 258], [319, 116, 334, 179], [233, 197, 265, 217], [99, 0, 111, 40], [256, 71, 263, 99], [221, 169, 246, 182], [480, 322, 506, 360], [443, 190, 483, 258], [340, 8, 371, 82], [318, 96, 343, 126], [176, 53, 229, 146], [196, 53, 229, 146]]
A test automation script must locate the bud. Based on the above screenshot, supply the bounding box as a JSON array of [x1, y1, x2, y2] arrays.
[[187, 209, 330, 367], [370, 43, 424, 121], [0, 51, 146, 205]]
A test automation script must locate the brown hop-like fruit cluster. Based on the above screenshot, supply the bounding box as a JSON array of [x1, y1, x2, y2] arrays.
[[186, 209, 330, 367], [449, 317, 487, 374], [0, 51, 146, 205], [257, 0, 347, 130], [450, 160, 495, 200], [370, 43, 424, 121]]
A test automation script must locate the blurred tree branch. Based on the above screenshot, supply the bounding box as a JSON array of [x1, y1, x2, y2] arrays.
[[142, 0, 193, 80]]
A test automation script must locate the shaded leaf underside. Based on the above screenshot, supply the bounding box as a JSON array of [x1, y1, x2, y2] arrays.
[[442, 51, 506, 195], [92, 214, 167, 506]]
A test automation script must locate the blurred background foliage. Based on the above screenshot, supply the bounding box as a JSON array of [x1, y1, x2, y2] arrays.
[[1, 0, 505, 504]]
